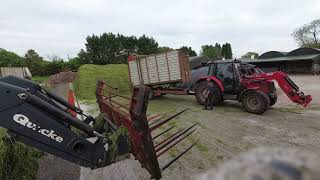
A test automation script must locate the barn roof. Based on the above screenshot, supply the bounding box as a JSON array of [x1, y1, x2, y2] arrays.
[[240, 54, 320, 63]]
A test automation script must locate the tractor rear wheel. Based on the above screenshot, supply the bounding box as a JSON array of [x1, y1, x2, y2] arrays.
[[242, 90, 270, 114], [195, 81, 222, 105], [269, 94, 277, 106]]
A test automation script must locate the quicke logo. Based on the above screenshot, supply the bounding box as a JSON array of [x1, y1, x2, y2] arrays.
[[13, 114, 64, 143]]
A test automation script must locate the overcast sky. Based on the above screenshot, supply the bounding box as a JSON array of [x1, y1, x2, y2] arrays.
[[0, 0, 319, 59]]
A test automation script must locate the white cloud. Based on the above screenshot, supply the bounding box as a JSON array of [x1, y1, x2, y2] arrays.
[[0, 0, 319, 59]]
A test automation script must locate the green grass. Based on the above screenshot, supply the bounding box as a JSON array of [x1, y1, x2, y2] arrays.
[[31, 76, 49, 83], [74, 64, 130, 102], [0, 128, 41, 180]]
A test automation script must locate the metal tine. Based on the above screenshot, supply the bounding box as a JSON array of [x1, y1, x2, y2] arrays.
[[148, 114, 166, 125], [147, 113, 161, 122], [152, 125, 176, 140], [155, 123, 198, 152], [160, 140, 198, 171], [157, 128, 196, 157], [154, 128, 185, 148], [149, 108, 190, 131]]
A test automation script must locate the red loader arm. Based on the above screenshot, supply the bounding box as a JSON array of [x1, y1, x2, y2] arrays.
[[249, 71, 312, 107]]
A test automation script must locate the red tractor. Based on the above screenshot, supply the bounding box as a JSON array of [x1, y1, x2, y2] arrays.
[[193, 60, 312, 114]]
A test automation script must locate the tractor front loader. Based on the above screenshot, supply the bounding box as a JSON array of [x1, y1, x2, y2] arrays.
[[0, 76, 197, 179], [194, 60, 312, 114]]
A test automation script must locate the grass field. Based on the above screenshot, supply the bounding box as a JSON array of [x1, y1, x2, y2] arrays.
[[74, 64, 130, 102]]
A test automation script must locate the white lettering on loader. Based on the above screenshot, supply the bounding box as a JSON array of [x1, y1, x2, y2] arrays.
[[13, 114, 64, 143]]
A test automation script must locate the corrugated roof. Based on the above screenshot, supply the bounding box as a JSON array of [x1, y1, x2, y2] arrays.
[[258, 51, 288, 59], [240, 54, 320, 63]]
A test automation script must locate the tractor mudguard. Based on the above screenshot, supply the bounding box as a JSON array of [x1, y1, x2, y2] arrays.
[[196, 76, 225, 92]]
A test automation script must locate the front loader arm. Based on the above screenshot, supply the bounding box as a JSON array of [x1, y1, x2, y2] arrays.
[[0, 76, 197, 179], [0, 76, 111, 168], [251, 71, 312, 107]]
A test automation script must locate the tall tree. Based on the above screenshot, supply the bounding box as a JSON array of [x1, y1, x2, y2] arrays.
[[241, 52, 259, 59], [292, 19, 320, 48], [24, 49, 45, 75], [201, 44, 221, 59], [78, 33, 159, 65], [221, 43, 233, 59], [137, 34, 159, 55], [0, 48, 23, 67], [179, 46, 197, 56]]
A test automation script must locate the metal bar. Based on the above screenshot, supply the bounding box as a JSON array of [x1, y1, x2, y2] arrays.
[[102, 114, 117, 131], [147, 113, 161, 121], [155, 126, 196, 153], [160, 140, 198, 171], [154, 128, 184, 148], [156, 129, 196, 157], [105, 91, 131, 100], [152, 125, 176, 140], [107, 98, 129, 111], [149, 108, 189, 131]]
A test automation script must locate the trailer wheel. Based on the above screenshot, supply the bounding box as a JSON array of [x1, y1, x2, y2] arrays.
[[195, 81, 222, 105], [241, 90, 270, 114], [269, 94, 277, 106]]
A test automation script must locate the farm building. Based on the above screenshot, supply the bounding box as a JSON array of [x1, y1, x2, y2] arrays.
[[0, 67, 32, 79], [241, 48, 320, 74]]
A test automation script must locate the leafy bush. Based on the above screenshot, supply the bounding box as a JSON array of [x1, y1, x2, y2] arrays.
[[0, 129, 42, 180]]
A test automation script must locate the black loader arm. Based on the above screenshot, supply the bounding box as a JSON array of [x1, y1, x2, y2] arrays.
[[0, 76, 112, 168]]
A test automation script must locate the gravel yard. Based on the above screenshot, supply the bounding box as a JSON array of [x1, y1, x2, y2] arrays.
[[42, 75, 320, 180]]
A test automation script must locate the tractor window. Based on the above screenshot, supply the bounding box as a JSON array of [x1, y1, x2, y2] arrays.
[[208, 64, 216, 76], [216, 63, 235, 93], [216, 63, 234, 79]]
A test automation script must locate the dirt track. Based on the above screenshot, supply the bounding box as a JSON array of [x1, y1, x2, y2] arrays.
[[80, 75, 320, 180], [147, 75, 320, 179]]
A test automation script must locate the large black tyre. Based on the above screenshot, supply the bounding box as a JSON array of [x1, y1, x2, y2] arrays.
[[241, 90, 270, 114], [195, 81, 222, 105], [269, 94, 277, 106]]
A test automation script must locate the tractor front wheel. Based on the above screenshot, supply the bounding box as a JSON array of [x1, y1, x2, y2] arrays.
[[269, 94, 277, 106], [241, 91, 270, 114]]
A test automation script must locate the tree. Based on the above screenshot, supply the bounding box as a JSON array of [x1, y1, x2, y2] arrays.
[[221, 43, 233, 59], [292, 19, 320, 48], [0, 48, 23, 67], [24, 49, 45, 76], [137, 34, 159, 55], [201, 44, 221, 59], [158, 46, 173, 53], [66, 57, 81, 71], [241, 52, 259, 59], [78, 33, 159, 65], [179, 46, 197, 56]]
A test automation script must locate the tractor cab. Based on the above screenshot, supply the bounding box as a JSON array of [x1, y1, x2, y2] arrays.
[[207, 60, 241, 94]]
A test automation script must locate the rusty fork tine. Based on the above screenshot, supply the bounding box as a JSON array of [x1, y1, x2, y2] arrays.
[[156, 128, 196, 157], [147, 113, 161, 121], [155, 123, 198, 152], [154, 128, 185, 148], [160, 140, 198, 171], [152, 125, 176, 140], [149, 108, 190, 131]]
